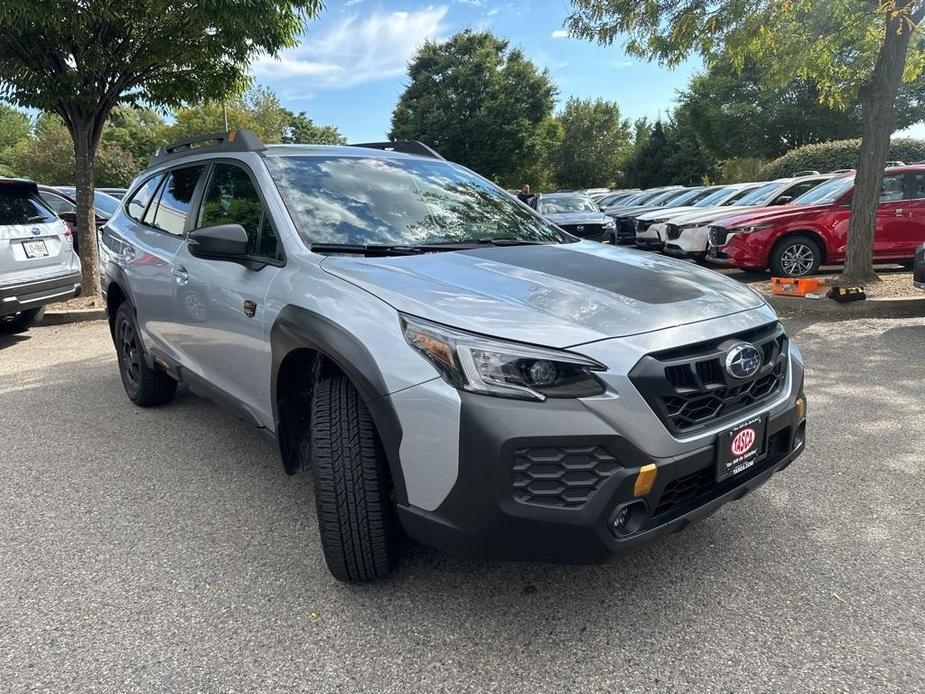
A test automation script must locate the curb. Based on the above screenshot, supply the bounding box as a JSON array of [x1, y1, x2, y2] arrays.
[[766, 292, 925, 319], [41, 308, 107, 326]]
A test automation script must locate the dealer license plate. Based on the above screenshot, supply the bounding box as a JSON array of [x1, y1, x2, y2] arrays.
[[716, 414, 768, 482], [23, 240, 48, 258]]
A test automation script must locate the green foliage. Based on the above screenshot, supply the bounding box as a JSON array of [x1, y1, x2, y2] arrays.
[[758, 138, 925, 180], [510, 116, 562, 191], [554, 98, 631, 189], [166, 86, 344, 146], [11, 120, 138, 186], [0, 103, 30, 166], [390, 30, 557, 184], [714, 157, 767, 184], [103, 107, 168, 161], [285, 112, 347, 145], [622, 119, 716, 187]]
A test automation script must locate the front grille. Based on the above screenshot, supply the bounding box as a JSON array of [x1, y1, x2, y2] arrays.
[[617, 218, 636, 240], [636, 219, 654, 232], [560, 223, 604, 238], [512, 445, 620, 508], [629, 322, 789, 436], [666, 223, 682, 240], [709, 226, 730, 247]]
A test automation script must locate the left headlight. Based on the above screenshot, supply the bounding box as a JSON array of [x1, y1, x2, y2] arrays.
[[401, 314, 606, 401], [603, 219, 616, 230], [732, 223, 773, 234]]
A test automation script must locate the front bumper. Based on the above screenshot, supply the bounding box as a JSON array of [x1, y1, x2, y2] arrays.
[[398, 391, 806, 564], [0, 271, 81, 317], [634, 228, 664, 250]]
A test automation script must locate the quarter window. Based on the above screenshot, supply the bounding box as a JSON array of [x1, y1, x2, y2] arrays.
[[40, 192, 76, 215], [152, 166, 205, 235], [126, 175, 164, 222], [197, 163, 280, 260]]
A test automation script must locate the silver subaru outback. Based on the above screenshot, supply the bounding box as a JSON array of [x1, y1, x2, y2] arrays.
[[100, 131, 806, 582]]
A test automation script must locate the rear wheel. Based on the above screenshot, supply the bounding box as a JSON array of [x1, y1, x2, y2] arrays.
[[0, 307, 44, 335], [770, 235, 822, 277], [114, 301, 176, 406], [310, 375, 398, 582]]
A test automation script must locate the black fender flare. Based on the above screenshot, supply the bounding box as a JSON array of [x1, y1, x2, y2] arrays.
[[270, 305, 407, 503]]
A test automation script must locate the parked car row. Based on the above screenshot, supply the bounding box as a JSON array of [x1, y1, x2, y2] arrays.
[[531, 169, 925, 277]]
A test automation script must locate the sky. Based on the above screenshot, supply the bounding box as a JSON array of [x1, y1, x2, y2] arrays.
[[250, 0, 706, 142]]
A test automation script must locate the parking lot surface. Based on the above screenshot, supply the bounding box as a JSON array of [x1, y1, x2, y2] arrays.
[[1, 317, 922, 693]]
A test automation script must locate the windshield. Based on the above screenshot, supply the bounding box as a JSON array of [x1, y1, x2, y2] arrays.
[[265, 155, 569, 246], [645, 189, 684, 206], [694, 187, 734, 207], [57, 187, 121, 217], [538, 194, 598, 214], [792, 175, 854, 205], [662, 188, 708, 206], [733, 181, 786, 206]]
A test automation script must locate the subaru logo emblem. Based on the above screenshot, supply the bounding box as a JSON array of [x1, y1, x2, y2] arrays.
[[31, 227, 40, 236], [725, 343, 762, 379]]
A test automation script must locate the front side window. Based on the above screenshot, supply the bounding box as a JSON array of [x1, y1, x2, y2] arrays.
[[879, 175, 904, 202], [152, 166, 205, 235], [198, 164, 280, 260], [40, 192, 76, 215], [127, 175, 164, 222], [265, 155, 569, 246], [0, 188, 57, 225]]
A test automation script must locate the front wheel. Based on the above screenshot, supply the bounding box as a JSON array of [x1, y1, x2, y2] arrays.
[[114, 302, 177, 407], [0, 307, 44, 335], [770, 235, 822, 278], [310, 376, 398, 582]]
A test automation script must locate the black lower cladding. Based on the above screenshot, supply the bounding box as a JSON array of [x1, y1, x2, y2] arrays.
[[396, 391, 805, 563]]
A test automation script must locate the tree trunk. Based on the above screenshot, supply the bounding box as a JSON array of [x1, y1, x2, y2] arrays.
[[840, 3, 917, 285], [71, 119, 102, 298]]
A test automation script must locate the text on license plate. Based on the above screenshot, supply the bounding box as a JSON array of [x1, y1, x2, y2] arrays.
[[23, 240, 49, 258]]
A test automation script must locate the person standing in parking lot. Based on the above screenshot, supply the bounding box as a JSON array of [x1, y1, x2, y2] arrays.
[[517, 184, 534, 205]]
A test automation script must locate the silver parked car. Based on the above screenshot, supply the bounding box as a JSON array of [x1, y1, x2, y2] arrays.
[[100, 131, 807, 582], [0, 179, 81, 334]]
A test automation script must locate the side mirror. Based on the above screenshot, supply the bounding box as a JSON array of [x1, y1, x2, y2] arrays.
[[188, 224, 249, 260], [774, 196, 793, 205]]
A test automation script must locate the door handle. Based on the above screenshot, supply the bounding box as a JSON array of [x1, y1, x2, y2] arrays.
[[170, 264, 189, 284], [895, 208, 905, 216]]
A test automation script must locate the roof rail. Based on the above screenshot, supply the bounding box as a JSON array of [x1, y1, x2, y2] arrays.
[[350, 140, 444, 160], [149, 130, 266, 166]]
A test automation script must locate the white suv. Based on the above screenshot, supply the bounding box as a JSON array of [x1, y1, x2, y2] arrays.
[[0, 179, 81, 334]]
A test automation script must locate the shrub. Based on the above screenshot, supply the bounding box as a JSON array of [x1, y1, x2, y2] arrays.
[[758, 138, 925, 180]]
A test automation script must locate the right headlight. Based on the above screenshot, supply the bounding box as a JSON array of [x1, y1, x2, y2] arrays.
[[401, 314, 606, 401]]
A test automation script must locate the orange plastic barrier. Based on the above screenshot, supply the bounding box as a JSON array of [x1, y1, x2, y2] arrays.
[[770, 277, 824, 296]]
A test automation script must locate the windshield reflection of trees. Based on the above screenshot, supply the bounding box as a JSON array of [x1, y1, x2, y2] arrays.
[[268, 156, 564, 246]]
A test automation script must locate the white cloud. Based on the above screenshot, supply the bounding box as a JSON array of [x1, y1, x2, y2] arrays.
[[253, 7, 449, 88], [487, 7, 500, 16], [611, 60, 634, 69], [550, 29, 569, 39]]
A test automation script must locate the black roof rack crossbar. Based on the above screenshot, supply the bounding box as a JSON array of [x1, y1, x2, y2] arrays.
[[350, 140, 444, 160], [149, 129, 266, 166]]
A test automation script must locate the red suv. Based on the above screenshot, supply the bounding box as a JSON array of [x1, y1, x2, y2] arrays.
[[706, 167, 925, 277]]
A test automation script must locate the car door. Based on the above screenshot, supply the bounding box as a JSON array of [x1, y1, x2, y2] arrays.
[[873, 173, 910, 258], [898, 172, 925, 257], [168, 160, 285, 425], [118, 165, 206, 360]]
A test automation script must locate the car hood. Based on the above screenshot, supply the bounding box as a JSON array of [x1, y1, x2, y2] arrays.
[[636, 205, 705, 221], [712, 203, 833, 229], [665, 205, 763, 226], [320, 241, 765, 348], [610, 205, 666, 219], [544, 211, 611, 225]]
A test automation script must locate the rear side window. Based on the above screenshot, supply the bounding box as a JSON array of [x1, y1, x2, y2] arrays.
[[127, 175, 164, 222], [151, 166, 205, 235], [0, 188, 57, 225], [880, 175, 904, 202], [197, 163, 280, 260], [907, 173, 925, 200]]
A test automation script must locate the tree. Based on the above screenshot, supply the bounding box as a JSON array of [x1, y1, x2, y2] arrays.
[[568, 0, 925, 283], [285, 112, 346, 145], [622, 117, 716, 187], [510, 116, 563, 191], [12, 118, 138, 187], [390, 30, 557, 185], [0, 103, 30, 166], [102, 106, 168, 162], [623, 121, 671, 188], [554, 98, 631, 188], [0, 1, 322, 297]]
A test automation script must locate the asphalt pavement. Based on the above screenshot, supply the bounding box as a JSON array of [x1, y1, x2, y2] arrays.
[[0, 316, 922, 693]]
